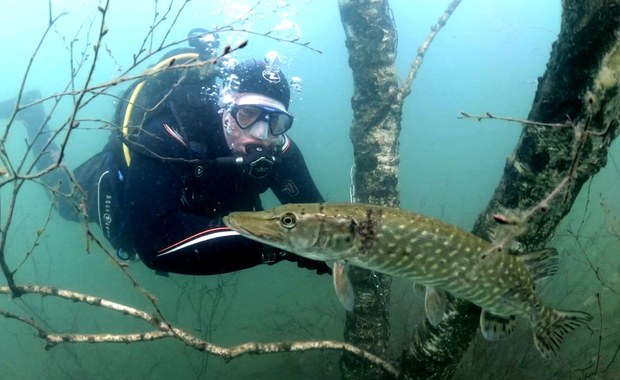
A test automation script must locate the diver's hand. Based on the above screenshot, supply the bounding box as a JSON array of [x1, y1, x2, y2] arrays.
[[285, 252, 332, 276], [262, 245, 331, 275]]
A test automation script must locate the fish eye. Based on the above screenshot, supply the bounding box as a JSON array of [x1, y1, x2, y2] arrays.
[[280, 213, 297, 229]]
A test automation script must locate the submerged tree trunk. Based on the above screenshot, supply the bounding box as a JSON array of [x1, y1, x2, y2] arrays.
[[401, 1, 620, 379], [337, 0, 400, 379]]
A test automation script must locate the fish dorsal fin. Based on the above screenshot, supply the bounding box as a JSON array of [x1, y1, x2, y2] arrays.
[[424, 287, 447, 327], [480, 310, 518, 341], [332, 261, 355, 312], [516, 248, 559, 284]]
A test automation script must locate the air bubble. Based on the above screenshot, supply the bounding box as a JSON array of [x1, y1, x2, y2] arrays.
[[264, 50, 281, 72], [290, 76, 303, 93]]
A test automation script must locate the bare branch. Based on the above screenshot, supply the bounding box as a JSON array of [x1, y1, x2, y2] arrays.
[[397, 0, 462, 103], [0, 284, 400, 378], [458, 111, 570, 128]]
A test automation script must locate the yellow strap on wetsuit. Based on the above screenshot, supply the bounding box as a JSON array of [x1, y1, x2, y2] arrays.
[[122, 52, 199, 167]]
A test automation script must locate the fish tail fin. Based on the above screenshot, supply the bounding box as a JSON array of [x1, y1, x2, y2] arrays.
[[533, 307, 592, 359]]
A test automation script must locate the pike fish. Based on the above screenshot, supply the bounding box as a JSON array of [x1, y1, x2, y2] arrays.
[[223, 202, 592, 359]]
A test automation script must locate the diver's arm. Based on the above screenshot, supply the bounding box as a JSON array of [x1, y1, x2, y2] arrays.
[[123, 120, 272, 275], [271, 136, 324, 203]]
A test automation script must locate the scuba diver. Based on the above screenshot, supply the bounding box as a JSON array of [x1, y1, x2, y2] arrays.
[[0, 28, 330, 276]]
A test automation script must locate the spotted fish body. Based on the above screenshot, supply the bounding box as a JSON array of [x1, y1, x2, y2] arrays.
[[224, 202, 592, 359]]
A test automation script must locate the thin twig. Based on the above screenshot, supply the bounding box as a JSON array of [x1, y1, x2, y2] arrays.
[[56, 0, 111, 165], [605, 341, 620, 373], [594, 293, 603, 376], [479, 114, 611, 255], [397, 0, 462, 103], [0, 12, 65, 146], [458, 111, 570, 129], [159, 0, 192, 49]]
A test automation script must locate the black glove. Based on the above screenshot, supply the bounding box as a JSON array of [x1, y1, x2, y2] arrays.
[[284, 252, 332, 275], [261, 247, 288, 265], [261, 245, 331, 275]]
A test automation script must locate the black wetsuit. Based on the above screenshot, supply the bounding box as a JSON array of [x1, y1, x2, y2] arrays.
[[119, 100, 324, 275], [4, 88, 326, 275]]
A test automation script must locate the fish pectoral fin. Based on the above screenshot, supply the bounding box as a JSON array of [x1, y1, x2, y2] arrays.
[[424, 287, 447, 327], [516, 248, 559, 285], [479, 310, 518, 341], [411, 282, 425, 297], [333, 261, 355, 312]]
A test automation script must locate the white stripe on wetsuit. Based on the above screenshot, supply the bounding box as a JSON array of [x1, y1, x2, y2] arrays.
[[157, 227, 240, 257], [281, 134, 291, 152]]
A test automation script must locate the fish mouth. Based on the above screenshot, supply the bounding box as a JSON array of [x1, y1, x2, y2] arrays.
[[223, 212, 285, 246]]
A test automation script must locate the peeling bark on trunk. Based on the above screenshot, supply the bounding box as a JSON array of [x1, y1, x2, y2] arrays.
[[400, 1, 620, 379], [337, 0, 401, 379]]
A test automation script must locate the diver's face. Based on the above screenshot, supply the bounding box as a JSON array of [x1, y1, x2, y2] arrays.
[[222, 93, 286, 155]]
